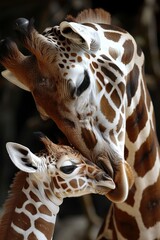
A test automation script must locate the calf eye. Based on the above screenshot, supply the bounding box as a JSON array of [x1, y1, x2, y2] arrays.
[[76, 70, 90, 96], [60, 165, 77, 174]]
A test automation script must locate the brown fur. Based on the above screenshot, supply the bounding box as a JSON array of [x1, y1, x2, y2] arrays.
[[0, 171, 28, 239], [66, 8, 111, 24]]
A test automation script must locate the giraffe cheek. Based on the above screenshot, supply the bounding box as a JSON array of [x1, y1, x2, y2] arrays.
[[69, 179, 79, 189], [106, 162, 134, 203]]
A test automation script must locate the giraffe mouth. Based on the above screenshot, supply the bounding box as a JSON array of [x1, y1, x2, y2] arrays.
[[95, 154, 134, 202], [94, 170, 116, 194]]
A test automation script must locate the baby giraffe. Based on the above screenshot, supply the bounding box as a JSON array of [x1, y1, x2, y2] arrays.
[[0, 134, 115, 240]]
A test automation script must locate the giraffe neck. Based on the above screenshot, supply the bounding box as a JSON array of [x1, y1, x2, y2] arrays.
[[0, 171, 62, 240], [100, 71, 160, 239]]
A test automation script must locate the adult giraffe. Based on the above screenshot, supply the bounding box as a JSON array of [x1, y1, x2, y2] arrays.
[[0, 8, 159, 239], [0, 134, 114, 240]]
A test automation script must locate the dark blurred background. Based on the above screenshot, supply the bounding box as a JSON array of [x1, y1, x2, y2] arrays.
[[0, 1, 160, 239]]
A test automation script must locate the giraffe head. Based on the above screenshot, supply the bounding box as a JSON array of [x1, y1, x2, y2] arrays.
[[0, 9, 134, 202], [6, 134, 115, 199]]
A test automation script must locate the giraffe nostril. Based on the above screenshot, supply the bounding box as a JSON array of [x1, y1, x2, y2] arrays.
[[97, 159, 114, 179]]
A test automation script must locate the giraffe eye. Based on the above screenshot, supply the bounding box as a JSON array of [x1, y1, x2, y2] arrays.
[[76, 70, 90, 96], [60, 165, 77, 174]]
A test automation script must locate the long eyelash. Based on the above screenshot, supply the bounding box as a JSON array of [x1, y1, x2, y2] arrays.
[[76, 70, 90, 96], [60, 165, 77, 174]]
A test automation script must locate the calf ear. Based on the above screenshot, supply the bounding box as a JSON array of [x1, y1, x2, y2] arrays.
[[60, 21, 100, 52], [6, 142, 42, 173], [2, 70, 30, 91]]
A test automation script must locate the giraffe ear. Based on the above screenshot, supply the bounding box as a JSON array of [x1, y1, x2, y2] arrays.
[[60, 21, 100, 51], [2, 70, 30, 91], [6, 142, 42, 173]]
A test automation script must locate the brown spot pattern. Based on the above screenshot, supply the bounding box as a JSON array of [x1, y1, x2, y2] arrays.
[[26, 203, 37, 215], [125, 184, 136, 206], [96, 79, 103, 92], [118, 82, 125, 96], [124, 146, 129, 160], [90, 63, 95, 74], [12, 212, 31, 231], [114, 206, 140, 239], [69, 179, 78, 188], [44, 189, 53, 201], [97, 58, 104, 64], [28, 232, 38, 240], [32, 180, 38, 189], [38, 205, 52, 216], [59, 63, 64, 68], [79, 179, 85, 187], [24, 180, 29, 189], [109, 62, 123, 76], [126, 93, 147, 143], [126, 64, 139, 106], [134, 128, 157, 177], [122, 39, 134, 65], [116, 114, 123, 133], [109, 47, 118, 60], [109, 129, 117, 144], [61, 183, 68, 189], [111, 89, 121, 108], [57, 176, 64, 182], [100, 54, 111, 61], [85, 53, 90, 59], [139, 174, 160, 228], [96, 72, 105, 85], [71, 52, 77, 57], [16, 191, 28, 209], [43, 182, 49, 188], [100, 24, 126, 33], [92, 61, 98, 69], [104, 32, 121, 42], [29, 191, 40, 202], [81, 127, 97, 150], [105, 82, 112, 93], [83, 23, 98, 30], [35, 218, 53, 239], [101, 66, 117, 82], [77, 56, 82, 62], [100, 95, 115, 123], [98, 123, 106, 133]]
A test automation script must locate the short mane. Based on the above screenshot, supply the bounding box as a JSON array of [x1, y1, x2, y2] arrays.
[[0, 171, 28, 239], [66, 8, 111, 24]]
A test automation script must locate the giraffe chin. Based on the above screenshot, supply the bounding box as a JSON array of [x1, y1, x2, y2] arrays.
[[106, 161, 134, 203]]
